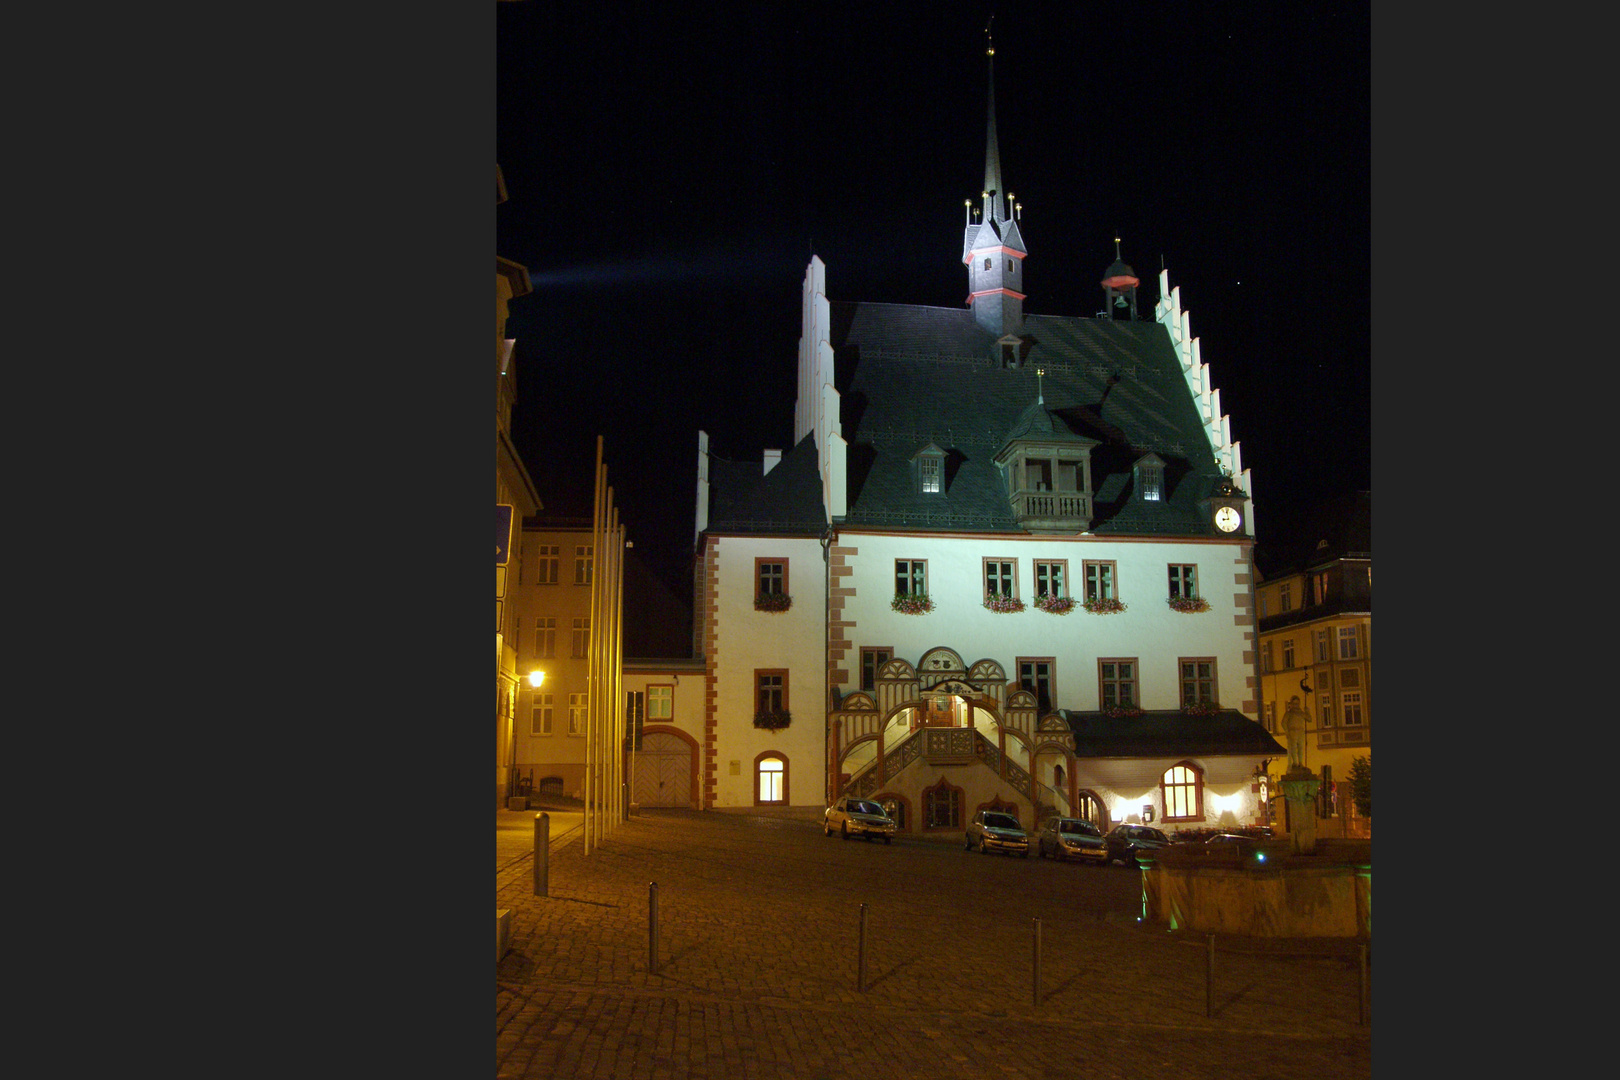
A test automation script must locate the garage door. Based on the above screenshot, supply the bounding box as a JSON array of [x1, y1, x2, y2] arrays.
[[635, 732, 692, 807]]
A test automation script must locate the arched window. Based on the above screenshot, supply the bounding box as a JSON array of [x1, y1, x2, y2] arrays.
[[1160, 761, 1204, 822], [922, 779, 962, 829], [755, 752, 787, 805]]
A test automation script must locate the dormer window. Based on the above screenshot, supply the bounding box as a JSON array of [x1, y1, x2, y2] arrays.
[[984, 257, 992, 271], [1133, 453, 1164, 502], [913, 443, 945, 494]]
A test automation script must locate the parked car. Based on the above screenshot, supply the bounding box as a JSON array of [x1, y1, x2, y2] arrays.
[[1036, 817, 1108, 863], [823, 796, 897, 843], [1103, 824, 1170, 866], [965, 809, 1030, 857]]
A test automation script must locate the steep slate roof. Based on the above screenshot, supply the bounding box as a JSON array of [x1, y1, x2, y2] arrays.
[[828, 301, 1227, 535], [705, 431, 827, 535], [1060, 710, 1286, 759]]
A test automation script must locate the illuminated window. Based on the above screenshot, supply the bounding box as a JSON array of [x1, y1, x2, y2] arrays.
[[1099, 659, 1136, 707], [647, 685, 673, 719], [920, 455, 942, 493], [1168, 564, 1197, 599], [1161, 762, 1204, 822], [1135, 455, 1164, 501], [1179, 658, 1217, 707], [756, 754, 787, 804]]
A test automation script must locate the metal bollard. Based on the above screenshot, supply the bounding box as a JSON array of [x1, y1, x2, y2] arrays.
[[1206, 934, 1215, 1018], [857, 903, 868, 991], [1358, 944, 1368, 1025], [649, 882, 660, 974], [533, 813, 549, 897], [1032, 919, 1042, 1007]]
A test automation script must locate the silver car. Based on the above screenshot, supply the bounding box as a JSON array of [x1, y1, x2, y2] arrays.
[[965, 809, 1030, 857], [1036, 817, 1108, 863], [824, 796, 897, 843]]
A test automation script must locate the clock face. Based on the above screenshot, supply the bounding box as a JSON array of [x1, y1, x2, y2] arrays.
[[1214, 506, 1241, 532]]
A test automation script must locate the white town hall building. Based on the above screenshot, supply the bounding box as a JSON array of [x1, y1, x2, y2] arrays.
[[675, 47, 1283, 837]]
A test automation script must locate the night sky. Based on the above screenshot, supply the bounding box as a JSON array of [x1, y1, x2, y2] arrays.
[[496, 2, 1370, 587]]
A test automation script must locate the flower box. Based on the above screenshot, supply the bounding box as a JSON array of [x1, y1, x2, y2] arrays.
[[1034, 594, 1076, 615], [754, 593, 793, 613], [1166, 595, 1210, 613], [1082, 596, 1127, 615], [753, 709, 792, 731], [1181, 700, 1221, 717], [1102, 701, 1144, 718], [983, 593, 1026, 614], [892, 593, 934, 615]]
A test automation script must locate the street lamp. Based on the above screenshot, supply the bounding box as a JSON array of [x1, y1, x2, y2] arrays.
[[510, 670, 546, 805]]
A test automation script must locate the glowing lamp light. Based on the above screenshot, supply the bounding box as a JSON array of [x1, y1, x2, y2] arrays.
[[527, 670, 546, 688]]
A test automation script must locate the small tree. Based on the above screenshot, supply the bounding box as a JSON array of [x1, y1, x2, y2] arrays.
[[1348, 755, 1372, 819]]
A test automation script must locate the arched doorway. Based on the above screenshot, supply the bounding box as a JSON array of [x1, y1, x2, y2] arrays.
[[1075, 788, 1108, 831]]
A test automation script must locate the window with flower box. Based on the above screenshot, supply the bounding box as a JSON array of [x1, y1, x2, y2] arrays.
[[755, 558, 791, 610], [1099, 659, 1137, 708], [1168, 564, 1198, 599], [1083, 561, 1117, 601], [895, 559, 927, 596], [983, 558, 1016, 599], [1179, 658, 1217, 707], [1034, 560, 1067, 599], [756, 670, 788, 724]]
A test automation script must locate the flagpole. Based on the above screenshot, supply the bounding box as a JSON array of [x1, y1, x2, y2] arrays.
[[586, 437, 604, 854]]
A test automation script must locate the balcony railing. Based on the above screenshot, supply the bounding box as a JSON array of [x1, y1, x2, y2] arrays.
[[1010, 489, 1090, 530]]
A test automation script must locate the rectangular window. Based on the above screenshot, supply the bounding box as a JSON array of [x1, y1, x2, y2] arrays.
[[895, 559, 927, 597], [860, 647, 892, 692], [920, 456, 941, 493], [568, 693, 587, 736], [756, 670, 787, 716], [571, 617, 589, 659], [1315, 629, 1332, 663], [1282, 638, 1295, 670], [536, 544, 560, 584], [1098, 659, 1137, 708], [574, 546, 593, 585], [1338, 626, 1360, 660], [1279, 582, 1292, 611], [1341, 691, 1364, 726], [534, 617, 556, 660], [1034, 560, 1067, 598], [1320, 692, 1335, 728], [1139, 463, 1163, 501], [1263, 700, 1276, 733], [647, 684, 673, 719], [983, 558, 1015, 598], [756, 558, 787, 597], [1168, 564, 1197, 599], [625, 690, 645, 751], [1018, 658, 1055, 714], [529, 692, 552, 736], [1261, 640, 1273, 674], [1179, 658, 1217, 707], [1083, 561, 1116, 601], [1312, 571, 1330, 605]]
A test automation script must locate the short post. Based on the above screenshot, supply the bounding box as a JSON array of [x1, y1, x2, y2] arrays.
[[1206, 934, 1215, 1018], [1358, 944, 1368, 1025], [1032, 918, 1042, 1007], [533, 813, 549, 897], [648, 882, 660, 974], [857, 903, 868, 991]]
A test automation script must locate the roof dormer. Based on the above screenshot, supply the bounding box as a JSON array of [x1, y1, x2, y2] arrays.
[[912, 442, 946, 495], [1133, 453, 1165, 503]]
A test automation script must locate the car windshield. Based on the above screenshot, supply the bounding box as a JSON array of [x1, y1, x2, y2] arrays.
[[1060, 821, 1099, 836], [850, 802, 884, 816], [1138, 828, 1167, 842], [984, 813, 1019, 829]]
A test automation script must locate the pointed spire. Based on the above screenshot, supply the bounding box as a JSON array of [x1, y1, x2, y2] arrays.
[[983, 15, 1003, 220]]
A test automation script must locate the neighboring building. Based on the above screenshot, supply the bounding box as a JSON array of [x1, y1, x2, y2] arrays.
[[1255, 492, 1372, 837], [497, 163, 543, 807], [690, 45, 1283, 835], [623, 657, 708, 809]]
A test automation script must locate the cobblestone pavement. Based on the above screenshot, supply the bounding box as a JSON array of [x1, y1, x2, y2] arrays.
[[497, 808, 1371, 1080]]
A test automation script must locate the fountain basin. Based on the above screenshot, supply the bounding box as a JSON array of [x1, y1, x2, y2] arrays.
[[1138, 838, 1371, 939]]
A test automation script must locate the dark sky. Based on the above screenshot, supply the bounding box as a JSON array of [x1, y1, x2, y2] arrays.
[[496, 2, 1370, 584]]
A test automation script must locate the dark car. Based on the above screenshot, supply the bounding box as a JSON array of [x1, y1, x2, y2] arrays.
[[1036, 817, 1108, 863], [965, 809, 1030, 857], [1104, 824, 1170, 866], [824, 796, 897, 843]]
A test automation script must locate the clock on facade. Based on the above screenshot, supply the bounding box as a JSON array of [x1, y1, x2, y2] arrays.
[[1214, 505, 1242, 533]]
